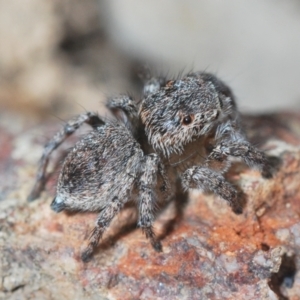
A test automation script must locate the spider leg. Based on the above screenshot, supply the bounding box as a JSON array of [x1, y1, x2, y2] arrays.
[[106, 95, 140, 136], [81, 196, 123, 262], [181, 166, 242, 214], [207, 140, 272, 178], [157, 163, 171, 194], [206, 121, 272, 178], [106, 95, 138, 123], [28, 112, 104, 201], [138, 154, 162, 251]]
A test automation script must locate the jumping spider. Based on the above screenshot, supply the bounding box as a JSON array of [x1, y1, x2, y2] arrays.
[[28, 71, 272, 262]]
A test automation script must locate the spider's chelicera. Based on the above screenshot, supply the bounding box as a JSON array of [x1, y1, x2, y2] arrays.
[[28, 71, 272, 262]]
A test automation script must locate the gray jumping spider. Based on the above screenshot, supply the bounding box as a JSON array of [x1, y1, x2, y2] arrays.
[[28, 70, 272, 262]]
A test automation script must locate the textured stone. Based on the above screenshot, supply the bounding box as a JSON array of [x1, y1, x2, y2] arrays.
[[0, 111, 300, 299]]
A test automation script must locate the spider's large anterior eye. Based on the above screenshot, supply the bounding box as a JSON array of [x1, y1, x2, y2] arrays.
[[182, 115, 193, 125]]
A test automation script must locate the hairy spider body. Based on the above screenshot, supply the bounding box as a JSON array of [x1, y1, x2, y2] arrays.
[[28, 71, 271, 261]]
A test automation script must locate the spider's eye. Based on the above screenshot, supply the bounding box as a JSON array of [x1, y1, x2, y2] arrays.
[[182, 115, 193, 125]]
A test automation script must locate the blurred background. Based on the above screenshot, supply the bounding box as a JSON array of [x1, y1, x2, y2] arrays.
[[1, 0, 300, 121]]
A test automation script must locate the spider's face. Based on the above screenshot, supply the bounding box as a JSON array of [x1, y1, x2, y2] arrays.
[[140, 74, 223, 156]]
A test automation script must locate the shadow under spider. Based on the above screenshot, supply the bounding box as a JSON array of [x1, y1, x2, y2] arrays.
[[89, 176, 248, 258], [92, 204, 139, 255], [61, 162, 269, 260], [155, 179, 192, 241]]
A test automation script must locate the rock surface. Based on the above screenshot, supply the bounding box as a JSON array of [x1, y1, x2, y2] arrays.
[[0, 111, 300, 300]]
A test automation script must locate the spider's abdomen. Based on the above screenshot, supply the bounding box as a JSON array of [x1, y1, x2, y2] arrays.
[[52, 123, 143, 212]]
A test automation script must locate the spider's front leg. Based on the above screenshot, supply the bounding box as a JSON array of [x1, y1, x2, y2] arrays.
[[206, 121, 272, 178], [28, 112, 104, 201], [181, 166, 242, 214], [138, 153, 162, 252]]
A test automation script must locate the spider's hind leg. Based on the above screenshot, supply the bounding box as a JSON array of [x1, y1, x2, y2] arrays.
[[81, 196, 124, 262], [28, 112, 104, 201]]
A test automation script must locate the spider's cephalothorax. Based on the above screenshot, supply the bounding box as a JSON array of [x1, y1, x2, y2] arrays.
[[28, 71, 272, 262], [140, 73, 236, 156]]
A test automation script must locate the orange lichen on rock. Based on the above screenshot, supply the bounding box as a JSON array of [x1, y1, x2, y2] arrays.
[[1, 112, 300, 299]]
